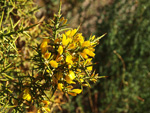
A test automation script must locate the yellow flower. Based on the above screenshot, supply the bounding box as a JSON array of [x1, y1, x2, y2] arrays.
[[68, 89, 82, 96], [88, 51, 95, 57], [58, 46, 63, 55], [76, 34, 84, 44], [71, 89, 82, 94], [77, 69, 81, 72], [49, 60, 58, 68], [68, 64, 72, 69], [23, 88, 31, 101], [68, 71, 75, 80], [70, 29, 77, 37], [40, 39, 50, 48], [66, 85, 73, 89], [40, 39, 50, 54], [44, 52, 51, 59], [68, 43, 76, 50], [80, 52, 88, 59], [66, 71, 76, 84], [62, 34, 70, 46], [79, 78, 84, 83], [89, 47, 95, 52], [66, 76, 72, 84], [87, 66, 93, 71], [58, 83, 63, 91], [66, 55, 73, 64], [82, 84, 89, 87], [82, 41, 91, 47], [83, 49, 90, 54], [42, 100, 50, 107], [83, 48, 95, 57], [65, 30, 71, 36]]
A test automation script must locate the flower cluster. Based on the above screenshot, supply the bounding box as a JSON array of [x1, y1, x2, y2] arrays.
[[31, 1, 104, 112], [40, 28, 101, 96]]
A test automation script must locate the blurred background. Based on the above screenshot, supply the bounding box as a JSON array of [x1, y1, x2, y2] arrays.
[[36, 0, 150, 112]]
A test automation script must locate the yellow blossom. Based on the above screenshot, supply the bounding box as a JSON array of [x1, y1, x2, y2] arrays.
[[66, 55, 73, 64], [70, 29, 77, 37], [23, 88, 31, 101], [68, 64, 72, 69], [62, 34, 70, 46], [58, 83, 63, 91], [91, 78, 97, 82], [65, 30, 71, 36], [42, 100, 50, 107], [66, 71, 76, 84], [68, 71, 75, 80], [68, 43, 76, 50], [87, 66, 93, 71], [88, 51, 95, 57], [49, 60, 58, 68], [68, 92, 77, 96], [77, 69, 81, 72], [76, 34, 84, 44], [40, 39, 50, 54], [80, 52, 88, 59], [68, 89, 82, 96], [66, 85, 73, 89], [79, 78, 84, 83], [71, 89, 82, 94], [82, 41, 91, 47], [44, 52, 51, 59], [82, 84, 89, 87], [89, 47, 95, 52], [58, 46, 63, 55], [83, 49, 90, 54], [83, 48, 95, 57]]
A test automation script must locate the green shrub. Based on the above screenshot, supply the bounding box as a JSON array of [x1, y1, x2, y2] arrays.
[[95, 0, 150, 112]]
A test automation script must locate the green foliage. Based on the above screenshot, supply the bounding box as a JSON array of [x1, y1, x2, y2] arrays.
[[0, 0, 44, 112], [1, 0, 150, 112], [95, 0, 150, 112], [0, 0, 103, 112]]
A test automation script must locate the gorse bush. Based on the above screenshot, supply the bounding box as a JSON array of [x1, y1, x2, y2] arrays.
[[0, 0, 104, 112]]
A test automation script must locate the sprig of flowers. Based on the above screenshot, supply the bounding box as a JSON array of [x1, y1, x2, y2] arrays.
[[40, 28, 102, 96], [17, 0, 105, 112], [38, 0, 105, 99]]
